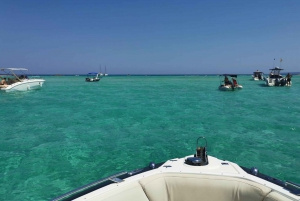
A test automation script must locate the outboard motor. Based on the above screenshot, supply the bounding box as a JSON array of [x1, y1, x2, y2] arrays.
[[185, 137, 208, 166]]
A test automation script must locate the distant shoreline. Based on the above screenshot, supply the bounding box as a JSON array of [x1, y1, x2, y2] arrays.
[[26, 72, 300, 76], [1, 72, 299, 77]]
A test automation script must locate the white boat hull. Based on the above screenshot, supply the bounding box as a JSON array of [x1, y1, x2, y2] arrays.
[[86, 78, 100, 82], [0, 79, 45, 92], [219, 85, 243, 91], [264, 78, 291, 87], [52, 135, 300, 201], [263, 67, 291, 87], [53, 154, 300, 201]]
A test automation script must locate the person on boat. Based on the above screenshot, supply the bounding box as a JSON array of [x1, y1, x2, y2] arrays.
[[224, 76, 231, 85], [286, 73, 292, 86], [19, 75, 28, 80], [257, 72, 262, 80], [7, 78, 18, 84], [0, 78, 8, 88], [232, 78, 238, 86], [1, 78, 7, 85]]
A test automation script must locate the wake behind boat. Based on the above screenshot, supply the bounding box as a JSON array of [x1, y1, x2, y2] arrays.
[[0, 68, 45, 92], [218, 74, 243, 91], [52, 137, 300, 201]]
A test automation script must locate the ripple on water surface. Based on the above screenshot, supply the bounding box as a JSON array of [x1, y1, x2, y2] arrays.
[[0, 75, 299, 200]]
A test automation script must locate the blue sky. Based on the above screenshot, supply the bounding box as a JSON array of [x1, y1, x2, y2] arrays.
[[0, 0, 299, 74]]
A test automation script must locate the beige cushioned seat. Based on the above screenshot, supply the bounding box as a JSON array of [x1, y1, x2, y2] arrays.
[[139, 173, 272, 201], [263, 191, 295, 201], [85, 181, 149, 201], [79, 173, 296, 201]]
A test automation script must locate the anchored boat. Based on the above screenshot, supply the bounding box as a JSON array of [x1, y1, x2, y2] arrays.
[[263, 67, 291, 86], [0, 68, 45, 92], [52, 137, 300, 201], [85, 72, 100, 82], [252, 70, 264, 81], [218, 74, 243, 91]]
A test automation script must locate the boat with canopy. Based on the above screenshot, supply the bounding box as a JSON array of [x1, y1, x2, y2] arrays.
[[252, 70, 264, 81], [263, 67, 291, 86], [218, 74, 243, 91], [0, 68, 45, 92], [85, 72, 100, 82]]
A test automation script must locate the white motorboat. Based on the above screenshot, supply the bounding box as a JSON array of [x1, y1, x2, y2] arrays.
[[52, 137, 300, 201], [263, 67, 291, 86], [219, 74, 243, 91], [85, 72, 100, 82], [252, 70, 264, 81], [0, 68, 45, 92]]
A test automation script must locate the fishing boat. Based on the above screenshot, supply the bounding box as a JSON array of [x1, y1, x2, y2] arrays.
[[0, 68, 45, 92], [263, 67, 291, 86], [85, 72, 100, 82], [52, 136, 300, 201], [252, 70, 264, 81], [218, 74, 243, 91]]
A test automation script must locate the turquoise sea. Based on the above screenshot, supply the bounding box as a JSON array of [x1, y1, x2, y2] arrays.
[[0, 75, 300, 201]]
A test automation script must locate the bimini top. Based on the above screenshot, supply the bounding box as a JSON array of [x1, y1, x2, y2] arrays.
[[269, 67, 284, 70], [0, 68, 28, 71], [220, 74, 238, 78]]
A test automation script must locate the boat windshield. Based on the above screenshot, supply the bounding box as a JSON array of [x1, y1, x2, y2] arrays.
[[269, 67, 283, 78]]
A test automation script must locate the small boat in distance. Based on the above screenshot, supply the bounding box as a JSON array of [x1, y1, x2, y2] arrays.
[[263, 67, 291, 86], [218, 74, 243, 91], [252, 70, 264, 81], [52, 136, 300, 201], [0, 68, 45, 92], [104, 66, 108, 76], [85, 72, 100, 82], [98, 65, 104, 76]]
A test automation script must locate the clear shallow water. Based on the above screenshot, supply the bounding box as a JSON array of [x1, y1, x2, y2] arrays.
[[0, 75, 299, 200]]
